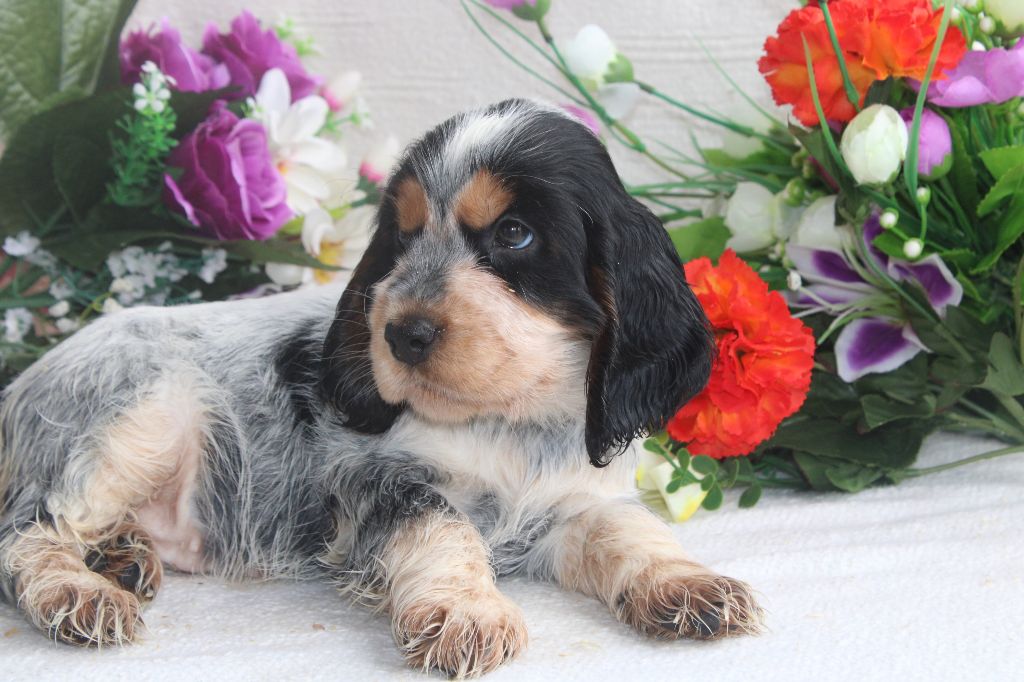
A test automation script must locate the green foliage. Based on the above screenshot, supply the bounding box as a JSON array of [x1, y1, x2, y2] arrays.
[[0, 0, 137, 139], [667, 217, 730, 262], [107, 99, 178, 208]]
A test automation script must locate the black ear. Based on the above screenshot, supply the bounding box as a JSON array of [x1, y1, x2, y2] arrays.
[[584, 195, 714, 466], [320, 222, 405, 433]]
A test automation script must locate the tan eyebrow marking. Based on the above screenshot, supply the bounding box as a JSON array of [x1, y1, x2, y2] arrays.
[[454, 169, 514, 231], [394, 178, 428, 234]]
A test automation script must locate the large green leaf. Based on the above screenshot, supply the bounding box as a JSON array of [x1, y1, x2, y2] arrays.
[[973, 197, 1024, 273], [979, 146, 1024, 181], [977, 165, 1024, 217], [667, 216, 730, 261], [770, 418, 930, 470], [0, 0, 137, 139], [0, 91, 126, 236], [980, 332, 1024, 397]]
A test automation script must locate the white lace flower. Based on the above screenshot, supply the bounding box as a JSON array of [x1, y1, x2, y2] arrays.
[[199, 248, 228, 284], [55, 317, 80, 334], [252, 68, 347, 214], [3, 308, 34, 344], [48, 300, 70, 318], [3, 231, 40, 257], [102, 298, 125, 315]]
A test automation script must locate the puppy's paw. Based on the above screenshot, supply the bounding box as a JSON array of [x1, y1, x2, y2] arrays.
[[22, 572, 143, 646], [618, 563, 763, 640], [394, 590, 528, 678], [85, 525, 163, 603]]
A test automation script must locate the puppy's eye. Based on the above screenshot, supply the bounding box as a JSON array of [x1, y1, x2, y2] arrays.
[[494, 219, 534, 250]]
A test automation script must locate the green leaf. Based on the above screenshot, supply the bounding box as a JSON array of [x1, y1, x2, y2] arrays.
[[675, 449, 691, 469], [978, 166, 1024, 217], [96, 1, 139, 91], [701, 485, 723, 511], [665, 478, 683, 494], [699, 475, 716, 492], [738, 483, 762, 508], [947, 120, 980, 219], [691, 454, 717, 475], [643, 439, 668, 454], [871, 228, 908, 260], [52, 135, 109, 223], [824, 461, 883, 493], [979, 146, 1024, 180], [719, 458, 740, 488], [0, 90, 125, 237], [0, 0, 137, 139], [770, 418, 930, 470], [855, 353, 929, 404], [860, 394, 935, 429], [980, 332, 1024, 396], [793, 451, 842, 491], [973, 198, 1024, 273], [667, 216, 729, 261]]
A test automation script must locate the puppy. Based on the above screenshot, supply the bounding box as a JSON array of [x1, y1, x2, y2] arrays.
[[0, 99, 761, 676]]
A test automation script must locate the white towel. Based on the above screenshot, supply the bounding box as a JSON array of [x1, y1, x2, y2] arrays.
[[2, 432, 1022, 681]]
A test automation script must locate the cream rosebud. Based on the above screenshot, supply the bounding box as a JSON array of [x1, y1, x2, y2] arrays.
[[840, 105, 909, 186], [903, 238, 924, 260], [879, 209, 899, 229], [985, 0, 1024, 32], [724, 182, 799, 253]]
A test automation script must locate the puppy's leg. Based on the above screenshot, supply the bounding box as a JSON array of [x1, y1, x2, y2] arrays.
[[544, 495, 763, 639], [327, 464, 526, 678], [1, 374, 207, 645]]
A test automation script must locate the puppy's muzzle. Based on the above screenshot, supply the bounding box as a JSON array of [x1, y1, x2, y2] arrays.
[[385, 316, 442, 366]]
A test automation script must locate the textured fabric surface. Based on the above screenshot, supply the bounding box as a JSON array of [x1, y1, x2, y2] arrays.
[[1, 433, 1021, 681]]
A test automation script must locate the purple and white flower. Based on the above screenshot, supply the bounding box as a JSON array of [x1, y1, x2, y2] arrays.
[[788, 215, 962, 382]]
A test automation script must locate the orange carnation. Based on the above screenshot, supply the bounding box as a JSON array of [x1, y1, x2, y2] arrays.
[[667, 250, 815, 458], [759, 0, 966, 126]]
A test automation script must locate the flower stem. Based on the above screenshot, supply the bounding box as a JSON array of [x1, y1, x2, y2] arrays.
[[902, 443, 1024, 477]]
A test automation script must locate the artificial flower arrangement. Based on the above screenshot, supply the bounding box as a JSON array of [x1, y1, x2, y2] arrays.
[[469, 0, 1024, 518], [0, 2, 396, 384]]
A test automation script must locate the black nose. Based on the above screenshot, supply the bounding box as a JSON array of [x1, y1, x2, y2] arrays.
[[385, 317, 441, 366]]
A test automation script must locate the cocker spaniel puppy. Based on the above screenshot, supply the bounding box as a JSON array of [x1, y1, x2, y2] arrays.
[[0, 99, 761, 677]]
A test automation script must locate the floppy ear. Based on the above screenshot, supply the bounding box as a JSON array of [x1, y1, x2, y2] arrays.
[[320, 222, 405, 433], [584, 195, 714, 466]]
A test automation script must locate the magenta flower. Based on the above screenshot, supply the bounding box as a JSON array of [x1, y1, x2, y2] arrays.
[[485, 0, 535, 7], [164, 102, 292, 241], [562, 104, 600, 135], [201, 11, 320, 101], [926, 40, 1024, 107], [484, 0, 549, 20], [899, 107, 952, 180], [120, 19, 229, 92]]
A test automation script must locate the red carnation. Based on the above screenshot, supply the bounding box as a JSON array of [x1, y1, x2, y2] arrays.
[[668, 250, 815, 458]]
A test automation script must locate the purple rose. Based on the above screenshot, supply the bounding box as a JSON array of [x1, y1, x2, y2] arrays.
[[164, 102, 292, 241], [120, 19, 230, 92], [899, 107, 952, 180], [201, 11, 320, 101], [926, 40, 1024, 107]]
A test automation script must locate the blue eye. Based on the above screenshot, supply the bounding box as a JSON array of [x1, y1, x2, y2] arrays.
[[494, 219, 534, 250]]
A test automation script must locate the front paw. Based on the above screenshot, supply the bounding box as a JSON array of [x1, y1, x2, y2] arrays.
[[618, 563, 763, 640], [393, 590, 528, 678]]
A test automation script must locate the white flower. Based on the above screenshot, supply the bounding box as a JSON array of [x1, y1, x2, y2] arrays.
[[265, 262, 313, 287], [789, 195, 846, 251], [721, 105, 775, 159], [48, 300, 70, 318], [252, 68, 347, 214], [986, 0, 1024, 31], [563, 25, 639, 120], [55, 317, 80, 334], [787, 270, 803, 291], [49, 280, 73, 300], [3, 231, 40, 257], [102, 298, 125, 315], [133, 62, 173, 114], [106, 246, 187, 305], [359, 135, 401, 185], [840, 104, 908, 186], [198, 248, 228, 284], [109, 277, 135, 295], [3, 308, 34, 344], [564, 25, 617, 85], [724, 182, 800, 253]]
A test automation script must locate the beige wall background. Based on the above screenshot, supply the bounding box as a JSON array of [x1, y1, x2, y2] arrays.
[[130, 0, 795, 184]]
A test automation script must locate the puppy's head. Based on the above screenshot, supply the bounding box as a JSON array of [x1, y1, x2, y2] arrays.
[[322, 100, 713, 465]]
